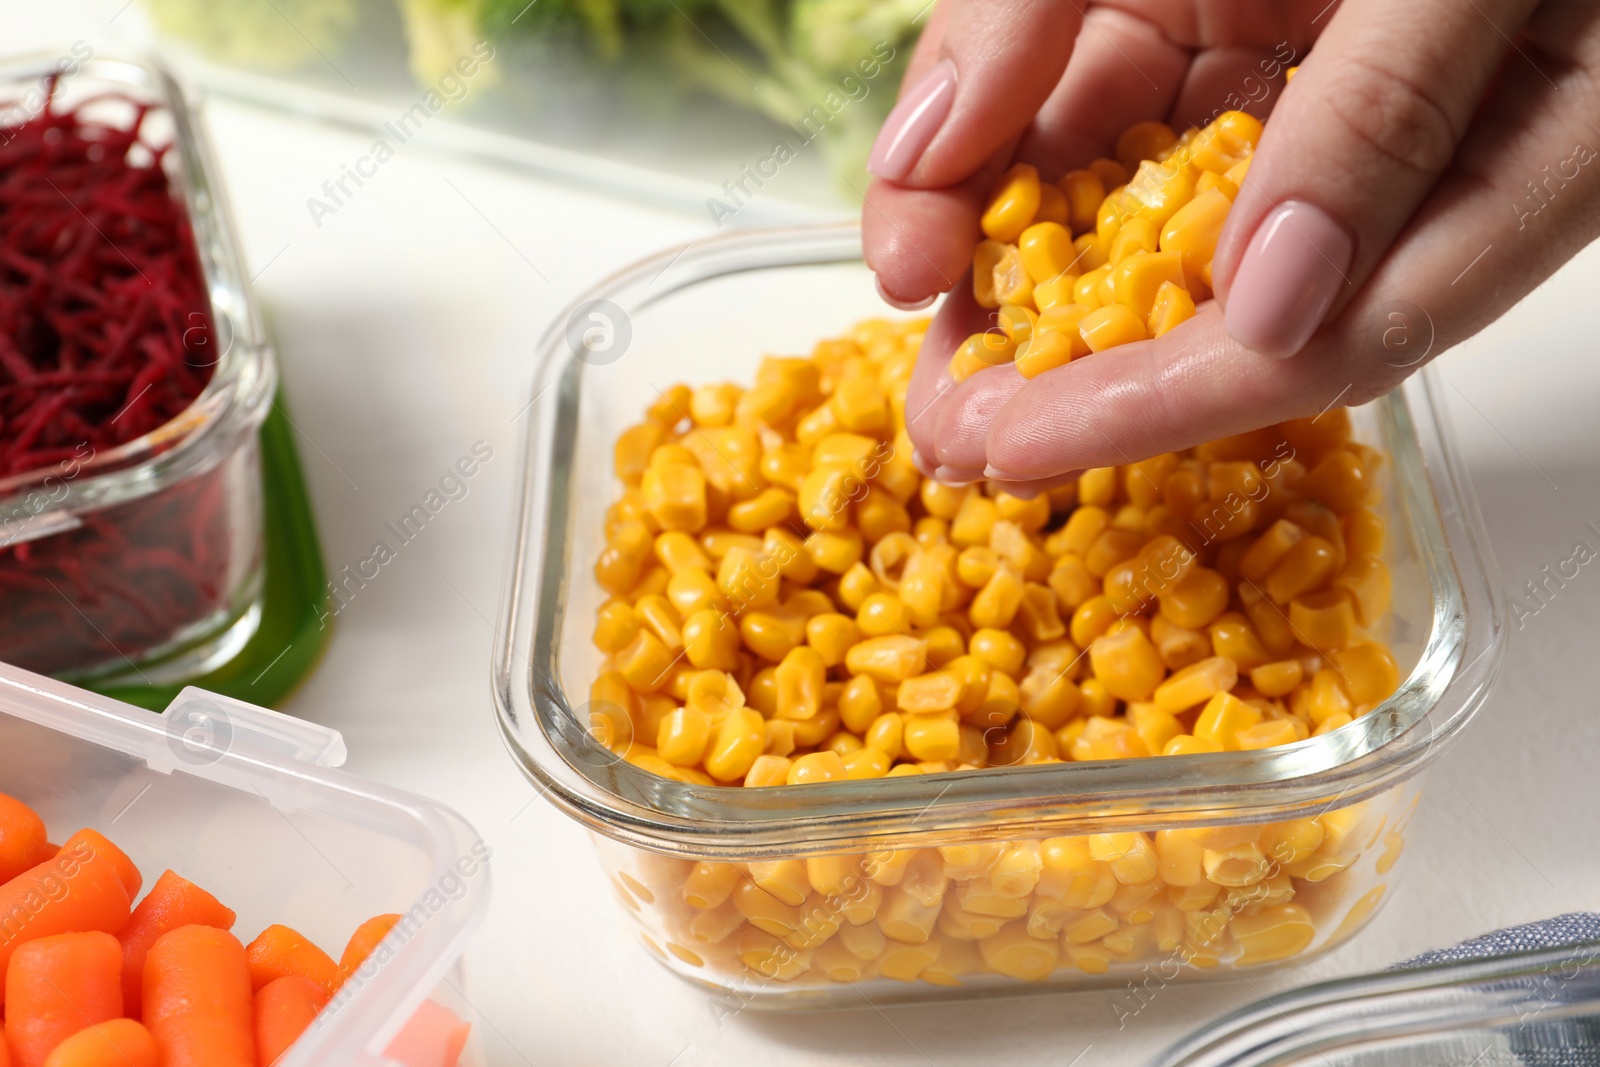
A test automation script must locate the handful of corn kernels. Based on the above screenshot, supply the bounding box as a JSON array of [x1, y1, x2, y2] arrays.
[[950, 110, 1262, 383]]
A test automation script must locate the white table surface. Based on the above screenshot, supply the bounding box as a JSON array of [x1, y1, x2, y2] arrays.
[[12, 5, 1600, 1065]]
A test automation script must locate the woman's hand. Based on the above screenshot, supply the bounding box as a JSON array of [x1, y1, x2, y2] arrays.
[[864, 0, 1600, 495]]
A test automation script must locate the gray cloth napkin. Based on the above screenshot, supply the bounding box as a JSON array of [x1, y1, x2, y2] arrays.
[[1397, 912, 1600, 969], [1391, 914, 1600, 1067]]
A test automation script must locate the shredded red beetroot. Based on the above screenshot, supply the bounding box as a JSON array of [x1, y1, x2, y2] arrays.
[[0, 75, 242, 678], [0, 74, 214, 477]]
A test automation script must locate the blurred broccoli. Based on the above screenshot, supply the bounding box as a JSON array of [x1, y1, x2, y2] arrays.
[[397, 0, 504, 86], [145, 0, 357, 69], [787, 0, 927, 74], [149, 0, 928, 194]]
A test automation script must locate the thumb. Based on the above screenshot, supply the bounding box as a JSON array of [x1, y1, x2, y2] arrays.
[[1211, 0, 1526, 358], [867, 0, 1083, 186]]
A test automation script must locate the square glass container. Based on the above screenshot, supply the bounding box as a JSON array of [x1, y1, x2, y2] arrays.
[[494, 223, 1505, 1007], [0, 51, 275, 683], [0, 661, 488, 1065]]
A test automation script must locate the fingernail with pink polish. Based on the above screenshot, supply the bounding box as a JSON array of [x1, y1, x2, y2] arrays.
[[876, 275, 936, 311], [1224, 201, 1354, 359], [934, 465, 984, 486], [867, 58, 957, 182]]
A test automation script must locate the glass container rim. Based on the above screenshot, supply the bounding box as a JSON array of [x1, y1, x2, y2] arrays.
[[1147, 936, 1600, 1067], [0, 49, 276, 539], [493, 221, 1506, 858]]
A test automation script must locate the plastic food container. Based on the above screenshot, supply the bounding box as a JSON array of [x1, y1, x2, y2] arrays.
[[495, 224, 1505, 1006], [1150, 935, 1600, 1066], [0, 660, 488, 1066], [0, 51, 274, 683]]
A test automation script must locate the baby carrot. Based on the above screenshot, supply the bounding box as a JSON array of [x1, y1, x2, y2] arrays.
[[117, 870, 236, 1016], [143, 925, 253, 1067], [253, 975, 328, 1066], [339, 913, 401, 983], [383, 998, 471, 1067], [60, 831, 141, 900], [41, 1020, 157, 1067], [0, 833, 134, 1006], [0, 794, 49, 883], [245, 924, 340, 995], [5, 932, 122, 1067]]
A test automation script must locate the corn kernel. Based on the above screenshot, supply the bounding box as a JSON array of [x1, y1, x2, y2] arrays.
[[1153, 655, 1238, 712], [1074, 266, 1109, 310], [658, 706, 713, 766], [641, 461, 708, 533], [1117, 120, 1179, 171], [1158, 567, 1229, 629], [1032, 272, 1081, 312], [1334, 641, 1401, 704], [856, 592, 914, 638], [1111, 250, 1187, 320], [1264, 535, 1339, 604], [1014, 221, 1073, 284], [981, 163, 1041, 243], [787, 751, 847, 785], [1059, 168, 1106, 232], [743, 754, 792, 787], [739, 609, 807, 661], [903, 713, 961, 761], [1089, 625, 1165, 702], [1080, 303, 1148, 352], [1108, 215, 1160, 264], [1334, 553, 1392, 625], [1193, 692, 1263, 749], [1159, 187, 1231, 278], [1235, 719, 1300, 750], [1147, 280, 1196, 337], [1014, 329, 1078, 379], [704, 708, 766, 781], [1231, 904, 1315, 966], [846, 635, 927, 683], [1289, 589, 1358, 652]]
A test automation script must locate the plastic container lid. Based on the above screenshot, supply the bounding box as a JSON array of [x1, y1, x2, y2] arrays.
[[0, 661, 488, 1066]]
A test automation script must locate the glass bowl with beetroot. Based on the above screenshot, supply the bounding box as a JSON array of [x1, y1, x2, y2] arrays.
[[0, 51, 275, 682]]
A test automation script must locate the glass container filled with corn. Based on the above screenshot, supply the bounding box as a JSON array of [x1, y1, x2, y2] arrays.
[[498, 106, 1500, 1006], [588, 302, 1418, 990]]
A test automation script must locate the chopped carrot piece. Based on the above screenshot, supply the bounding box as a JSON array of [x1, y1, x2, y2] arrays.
[[0, 832, 133, 1005], [5, 932, 122, 1067], [245, 924, 340, 996], [339, 913, 401, 983], [41, 1019, 157, 1067], [117, 870, 236, 1016], [143, 926, 253, 1067], [253, 975, 328, 1066], [60, 831, 140, 900], [0, 794, 49, 883]]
